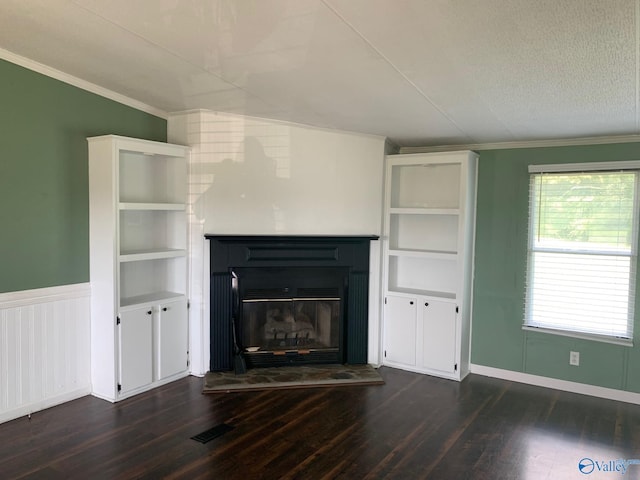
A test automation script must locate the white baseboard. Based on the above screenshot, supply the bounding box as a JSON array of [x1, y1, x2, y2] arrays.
[[470, 364, 640, 405], [0, 387, 91, 424]]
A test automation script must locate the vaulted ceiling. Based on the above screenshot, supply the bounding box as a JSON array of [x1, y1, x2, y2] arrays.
[[0, 0, 637, 147]]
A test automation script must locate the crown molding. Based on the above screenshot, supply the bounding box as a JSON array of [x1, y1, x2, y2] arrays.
[[399, 134, 640, 154], [0, 47, 167, 119]]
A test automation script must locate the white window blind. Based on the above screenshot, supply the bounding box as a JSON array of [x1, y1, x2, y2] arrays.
[[524, 165, 639, 340]]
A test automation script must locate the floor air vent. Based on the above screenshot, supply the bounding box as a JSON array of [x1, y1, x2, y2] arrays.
[[191, 423, 234, 444]]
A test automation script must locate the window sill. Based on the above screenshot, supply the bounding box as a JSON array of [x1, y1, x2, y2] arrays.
[[522, 325, 634, 347]]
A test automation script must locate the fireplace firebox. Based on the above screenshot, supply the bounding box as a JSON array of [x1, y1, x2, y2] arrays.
[[234, 266, 346, 367], [205, 235, 378, 372]]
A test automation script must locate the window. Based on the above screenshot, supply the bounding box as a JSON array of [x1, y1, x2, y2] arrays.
[[524, 162, 640, 341]]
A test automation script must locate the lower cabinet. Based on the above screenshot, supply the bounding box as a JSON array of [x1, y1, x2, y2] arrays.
[[119, 297, 188, 395], [421, 299, 457, 374], [156, 298, 189, 379], [383, 294, 459, 379], [383, 295, 417, 366], [119, 305, 154, 393]]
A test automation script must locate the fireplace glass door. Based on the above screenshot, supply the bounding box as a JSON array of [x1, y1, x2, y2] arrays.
[[242, 297, 340, 353], [233, 266, 347, 367]]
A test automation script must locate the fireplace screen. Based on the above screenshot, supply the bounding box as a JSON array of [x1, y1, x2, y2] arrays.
[[241, 297, 340, 353]]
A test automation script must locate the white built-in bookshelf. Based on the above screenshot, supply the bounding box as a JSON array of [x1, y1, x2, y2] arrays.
[[88, 135, 190, 401], [382, 151, 477, 380]]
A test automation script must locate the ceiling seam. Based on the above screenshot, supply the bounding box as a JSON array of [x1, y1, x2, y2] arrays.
[[321, 0, 474, 143], [70, 1, 286, 115]]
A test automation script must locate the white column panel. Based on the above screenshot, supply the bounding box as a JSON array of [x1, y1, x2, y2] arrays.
[[168, 110, 386, 374]]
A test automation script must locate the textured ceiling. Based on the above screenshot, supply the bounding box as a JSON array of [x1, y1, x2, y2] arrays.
[[0, 0, 637, 147]]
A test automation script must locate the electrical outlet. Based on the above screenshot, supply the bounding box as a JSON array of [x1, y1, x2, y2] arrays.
[[570, 351, 580, 366]]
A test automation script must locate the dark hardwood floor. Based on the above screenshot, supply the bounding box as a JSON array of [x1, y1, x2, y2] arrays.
[[2, 366, 640, 479]]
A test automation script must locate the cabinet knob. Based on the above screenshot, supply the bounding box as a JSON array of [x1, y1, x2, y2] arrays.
[[409, 301, 414, 305], [162, 307, 168, 312], [147, 310, 152, 315], [425, 302, 429, 307]]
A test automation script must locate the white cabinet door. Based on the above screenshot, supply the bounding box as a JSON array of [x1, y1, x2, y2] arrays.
[[422, 300, 457, 374], [119, 306, 153, 393], [157, 298, 188, 379], [384, 295, 417, 367]]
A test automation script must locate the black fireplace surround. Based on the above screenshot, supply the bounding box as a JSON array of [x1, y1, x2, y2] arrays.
[[205, 235, 378, 372]]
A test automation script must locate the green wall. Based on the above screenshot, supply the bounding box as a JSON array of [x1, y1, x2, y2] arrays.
[[471, 143, 640, 392], [0, 59, 167, 293]]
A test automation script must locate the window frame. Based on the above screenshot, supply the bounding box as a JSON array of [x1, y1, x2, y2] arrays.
[[523, 161, 640, 345]]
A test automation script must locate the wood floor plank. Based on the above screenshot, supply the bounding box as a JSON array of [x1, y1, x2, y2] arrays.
[[2, 367, 640, 479]]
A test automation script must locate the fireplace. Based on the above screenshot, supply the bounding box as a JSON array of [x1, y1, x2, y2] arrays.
[[205, 235, 378, 372]]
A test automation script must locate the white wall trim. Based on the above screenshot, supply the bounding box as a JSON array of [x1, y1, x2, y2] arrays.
[[0, 47, 167, 119], [367, 239, 382, 366], [0, 387, 91, 425], [399, 134, 640, 154], [0, 283, 91, 309], [470, 364, 640, 405]]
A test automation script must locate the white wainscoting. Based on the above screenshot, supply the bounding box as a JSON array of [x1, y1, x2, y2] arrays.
[[0, 283, 91, 424]]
